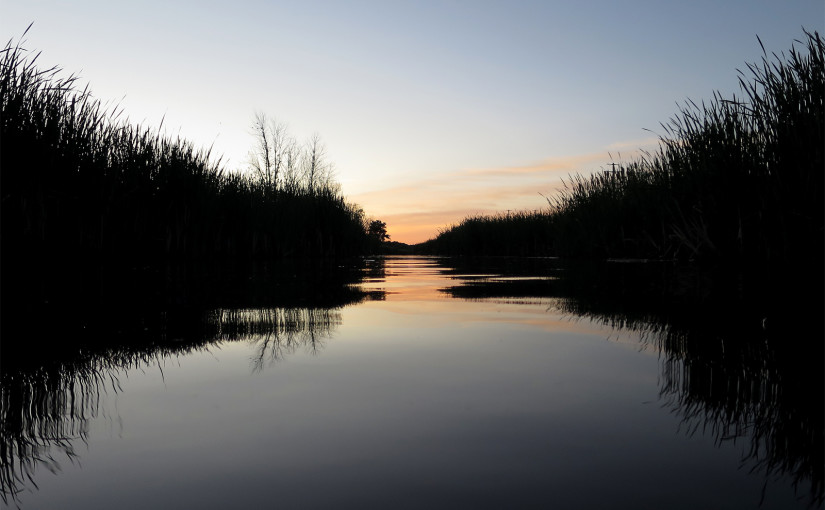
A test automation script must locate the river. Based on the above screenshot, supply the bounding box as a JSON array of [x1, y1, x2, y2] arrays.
[[1, 256, 820, 509]]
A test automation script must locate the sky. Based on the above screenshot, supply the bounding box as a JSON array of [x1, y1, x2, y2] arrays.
[[3, 1, 823, 244]]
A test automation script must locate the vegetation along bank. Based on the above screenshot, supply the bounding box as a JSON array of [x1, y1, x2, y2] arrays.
[[0, 31, 379, 329], [422, 30, 823, 282]]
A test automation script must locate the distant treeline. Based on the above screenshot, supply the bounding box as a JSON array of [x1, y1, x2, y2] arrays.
[[1, 32, 373, 312], [421, 31, 823, 274]]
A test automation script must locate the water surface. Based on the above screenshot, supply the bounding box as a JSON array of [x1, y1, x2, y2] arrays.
[[2, 256, 820, 509]]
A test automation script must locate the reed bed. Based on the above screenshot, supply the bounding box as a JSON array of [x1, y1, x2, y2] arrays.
[[425, 30, 824, 274], [0, 32, 371, 322], [419, 210, 555, 256]]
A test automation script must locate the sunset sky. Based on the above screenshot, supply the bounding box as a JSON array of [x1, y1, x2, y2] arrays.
[[3, 1, 822, 243]]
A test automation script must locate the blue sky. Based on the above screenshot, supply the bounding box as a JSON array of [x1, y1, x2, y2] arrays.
[[3, 1, 823, 242]]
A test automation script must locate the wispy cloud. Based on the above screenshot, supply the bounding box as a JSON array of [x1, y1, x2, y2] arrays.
[[605, 136, 660, 152], [353, 141, 657, 244]]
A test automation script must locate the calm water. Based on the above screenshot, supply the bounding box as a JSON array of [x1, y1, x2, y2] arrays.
[[2, 256, 821, 509]]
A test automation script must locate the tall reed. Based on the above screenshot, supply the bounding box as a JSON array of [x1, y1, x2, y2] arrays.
[[1, 32, 372, 322], [561, 30, 824, 267], [425, 30, 823, 275]]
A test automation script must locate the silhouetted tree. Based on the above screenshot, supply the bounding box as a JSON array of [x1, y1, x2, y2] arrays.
[[368, 220, 390, 242], [303, 132, 334, 193], [365, 219, 390, 254], [281, 136, 302, 194], [248, 112, 293, 194], [249, 114, 338, 196]]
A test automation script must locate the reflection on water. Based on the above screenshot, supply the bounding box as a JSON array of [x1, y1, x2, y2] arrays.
[[0, 256, 821, 508], [0, 303, 355, 507], [216, 308, 341, 370], [1, 345, 188, 506], [565, 303, 821, 507], [440, 257, 823, 507]]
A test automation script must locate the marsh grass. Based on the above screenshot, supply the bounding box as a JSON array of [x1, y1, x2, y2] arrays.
[[425, 30, 824, 278], [0, 30, 370, 325], [419, 210, 555, 256]]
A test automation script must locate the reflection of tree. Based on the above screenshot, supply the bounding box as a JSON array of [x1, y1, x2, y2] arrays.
[[213, 308, 341, 371], [0, 305, 346, 507]]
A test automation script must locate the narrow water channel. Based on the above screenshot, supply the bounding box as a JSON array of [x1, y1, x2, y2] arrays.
[[1, 256, 819, 509]]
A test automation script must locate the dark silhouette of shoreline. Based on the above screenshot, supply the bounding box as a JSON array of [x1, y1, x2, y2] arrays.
[[420, 31, 823, 288]]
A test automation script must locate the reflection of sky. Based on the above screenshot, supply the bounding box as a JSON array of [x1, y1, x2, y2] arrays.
[[19, 257, 808, 509], [346, 260, 651, 344], [29, 319, 792, 508], [3, 1, 822, 243]]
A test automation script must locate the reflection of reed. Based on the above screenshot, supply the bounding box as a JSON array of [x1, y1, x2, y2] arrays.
[[0, 305, 341, 507], [212, 308, 341, 370], [0, 340, 218, 507], [1, 355, 125, 506], [1, 371, 83, 506], [559, 299, 823, 507], [438, 276, 560, 301], [440, 257, 822, 505], [656, 325, 821, 506]]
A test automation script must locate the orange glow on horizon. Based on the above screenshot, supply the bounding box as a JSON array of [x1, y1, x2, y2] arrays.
[[351, 142, 657, 245]]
